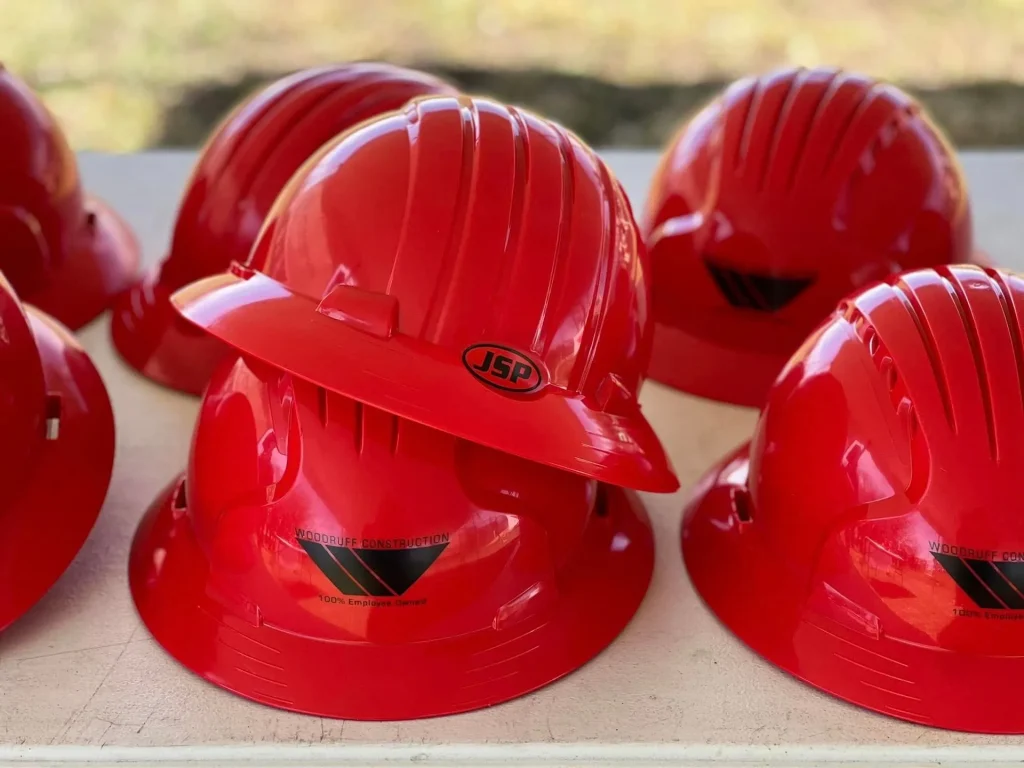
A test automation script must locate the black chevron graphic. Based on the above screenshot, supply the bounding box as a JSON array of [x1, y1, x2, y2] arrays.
[[328, 545, 393, 596], [704, 259, 813, 311], [298, 538, 448, 597], [298, 538, 364, 596], [931, 552, 1024, 610], [353, 544, 449, 595]]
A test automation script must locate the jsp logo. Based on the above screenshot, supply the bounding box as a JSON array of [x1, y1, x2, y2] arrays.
[[462, 343, 544, 394]]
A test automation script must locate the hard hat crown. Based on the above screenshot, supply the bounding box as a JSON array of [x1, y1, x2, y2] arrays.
[[249, 93, 651, 403], [111, 62, 454, 393], [161, 63, 456, 289], [682, 266, 1024, 731], [0, 70, 88, 290], [744, 266, 1024, 655], [0, 68, 138, 328], [171, 95, 677, 491], [644, 67, 974, 405]]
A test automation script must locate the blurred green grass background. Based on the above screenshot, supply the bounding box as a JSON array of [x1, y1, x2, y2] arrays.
[[6, 0, 1024, 151]]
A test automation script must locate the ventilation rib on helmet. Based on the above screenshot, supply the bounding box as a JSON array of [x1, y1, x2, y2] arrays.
[[987, 267, 1024, 420], [785, 69, 844, 193], [841, 299, 925, 501], [44, 394, 61, 440], [758, 67, 808, 192], [938, 266, 996, 459], [890, 277, 955, 431]]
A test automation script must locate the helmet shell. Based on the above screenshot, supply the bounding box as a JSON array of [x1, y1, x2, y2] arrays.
[[110, 62, 456, 394], [172, 94, 677, 492], [129, 355, 654, 718], [644, 67, 974, 406], [0, 68, 138, 329], [683, 265, 1024, 733], [0, 273, 114, 630]]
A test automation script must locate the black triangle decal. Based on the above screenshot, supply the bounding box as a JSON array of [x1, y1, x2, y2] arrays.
[[705, 262, 748, 308], [704, 258, 812, 312], [352, 543, 449, 595], [745, 272, 812, 311], [297, 539, 365, 596]]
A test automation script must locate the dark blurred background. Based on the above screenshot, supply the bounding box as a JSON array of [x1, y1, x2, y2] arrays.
[[10, 0, 1024, 151]]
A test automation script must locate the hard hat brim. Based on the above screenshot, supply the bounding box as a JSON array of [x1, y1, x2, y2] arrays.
[[130, 475, 654, 720], [110, 265, 228, 395], [683, 442, 1024, 734], [170, 270, 679, 493], [25, 195, 140, 330], [0, 307, 114, 631], [646, 319, 784, 408]]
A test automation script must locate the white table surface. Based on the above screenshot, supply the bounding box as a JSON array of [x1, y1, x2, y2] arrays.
[[1, 150, 1023, 768]]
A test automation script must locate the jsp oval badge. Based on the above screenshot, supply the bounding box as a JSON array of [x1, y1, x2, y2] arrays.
[[462, 343, 544, 394]]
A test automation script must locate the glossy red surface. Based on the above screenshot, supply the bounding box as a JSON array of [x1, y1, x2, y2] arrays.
[[130, 355, 653, 719], [110, 63, 456, 394], [644, 67, 976, 407], [0, 274, 114, 632], [171, 95, 677, 492], [0, 67, 139, 330], [684, 264, 1024, 733]]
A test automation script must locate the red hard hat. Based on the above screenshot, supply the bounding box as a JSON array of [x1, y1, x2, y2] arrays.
[[130, 354, 653, 719], [0, 67, 139, 330], [172, 95, 678, 493], [644, 68, 976, 407], [0, 273, 114, 631], [684, 264, 1024, 733], [110, 63, 456, 395]]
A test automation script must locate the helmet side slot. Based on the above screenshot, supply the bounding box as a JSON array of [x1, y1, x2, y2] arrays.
[[44, 393, 61, 440]]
